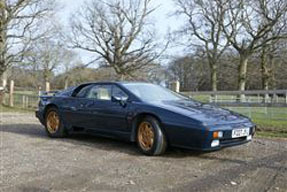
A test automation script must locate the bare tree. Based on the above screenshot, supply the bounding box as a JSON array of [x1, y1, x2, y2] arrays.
[[219, 0, 287, 97], [168, 54, 209, 91], [0, 0, 55, 80], [260, 36, 275, 92], [25, 30, 66, 90], [175, 0, 228, 91], [69, 0, 166, 80], [60, 50, 81, 89]]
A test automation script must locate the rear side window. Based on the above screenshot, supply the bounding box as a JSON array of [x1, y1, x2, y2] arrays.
[[86, 85, 112, 100], [56, 86, 75, 97], [75, 85, 93, 98]]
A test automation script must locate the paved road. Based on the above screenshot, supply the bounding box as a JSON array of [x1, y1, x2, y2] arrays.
[[0, 113, 287, 192]]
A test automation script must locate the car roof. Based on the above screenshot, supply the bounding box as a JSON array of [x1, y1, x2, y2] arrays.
[[79, 81, 152, 86]]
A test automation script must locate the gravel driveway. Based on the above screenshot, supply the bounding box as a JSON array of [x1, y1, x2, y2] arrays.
[[0, 112, 287, 192]]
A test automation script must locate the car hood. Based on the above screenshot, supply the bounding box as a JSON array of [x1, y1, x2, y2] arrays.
[[151, 100, 249, 125]]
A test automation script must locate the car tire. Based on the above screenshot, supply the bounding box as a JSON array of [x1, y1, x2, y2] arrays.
[[45, 107, 66, 138], [136, 116, 167, 156]]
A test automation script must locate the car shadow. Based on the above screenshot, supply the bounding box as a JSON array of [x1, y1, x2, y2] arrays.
[[1, 123, 140, 156], [0, 123, 253, 159], [2, 123, 205, 157]]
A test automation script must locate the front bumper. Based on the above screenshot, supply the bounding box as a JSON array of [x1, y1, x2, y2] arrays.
[[166, 121, 256, 151], [202, 125, 256, 151]]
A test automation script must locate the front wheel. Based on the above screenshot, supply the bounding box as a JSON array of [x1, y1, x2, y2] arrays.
[[136, 116, 167, 156], [45, 107, 66, 138]]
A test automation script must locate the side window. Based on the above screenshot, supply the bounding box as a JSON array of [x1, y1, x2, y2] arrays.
[[75, 85, 92, 98], [112, 85, 128, 98], [86, 85, 112, 100]]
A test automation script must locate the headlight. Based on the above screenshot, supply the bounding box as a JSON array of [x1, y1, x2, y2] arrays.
[[213, 131, 223, 139]]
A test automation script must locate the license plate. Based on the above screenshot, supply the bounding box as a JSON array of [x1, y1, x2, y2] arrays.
[[232, 128, 250, 138]]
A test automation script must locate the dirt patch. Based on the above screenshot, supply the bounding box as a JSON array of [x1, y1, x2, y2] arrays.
[[1, 112, 287, 192]]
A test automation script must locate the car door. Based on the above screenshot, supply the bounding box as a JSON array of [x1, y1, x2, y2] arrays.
[[62, 84, 99, 129], [100, 85, 129, 132], [85, 84, 129, 132]]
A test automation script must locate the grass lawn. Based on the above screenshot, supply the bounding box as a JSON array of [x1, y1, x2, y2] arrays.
[[14, 90, 38, 96], [226, 107, 287, 138], [187, 93, 287, 138]]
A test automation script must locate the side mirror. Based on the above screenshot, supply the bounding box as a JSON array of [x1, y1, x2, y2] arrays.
[[112, 95, 128, 106]]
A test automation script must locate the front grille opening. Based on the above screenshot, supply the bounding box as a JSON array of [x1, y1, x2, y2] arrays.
[[220, 137, 247, 144]]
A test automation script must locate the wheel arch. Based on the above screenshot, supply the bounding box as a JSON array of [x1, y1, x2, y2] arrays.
[[44, 103, 59, 118], [130, 112, 169, 143]]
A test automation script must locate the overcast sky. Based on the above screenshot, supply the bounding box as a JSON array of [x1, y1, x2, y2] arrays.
[[57, 0, 183, 65]]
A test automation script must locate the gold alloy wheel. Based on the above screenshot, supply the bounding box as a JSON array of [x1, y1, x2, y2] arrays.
[[138, 121, 155, 151], [46, 111, 60, 134]]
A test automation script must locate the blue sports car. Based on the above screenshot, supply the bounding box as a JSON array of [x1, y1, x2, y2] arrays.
[[36, 82, 256, 155]]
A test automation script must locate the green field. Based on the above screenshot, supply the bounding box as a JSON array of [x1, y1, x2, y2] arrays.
[[14, 90, 38, 95], [227, 107, 287, 138], [0, 105, 34, 113]]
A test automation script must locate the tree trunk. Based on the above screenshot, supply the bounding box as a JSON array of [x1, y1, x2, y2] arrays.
[[45, 81, 50, 92], [269, 52, 276, 90], [43, 70, 50, 92], [1, 70, 7, 88], [260, 46, 270, 102], [0, 18, 7, 79], [64, 76, 69, 89], [209, 62, 217, 102], [0, 59, 5, 79], [0, 52, 6, 79], [238, 54, 249, 101], [43, 71, 49, 83], [210, 64, 217, 92]]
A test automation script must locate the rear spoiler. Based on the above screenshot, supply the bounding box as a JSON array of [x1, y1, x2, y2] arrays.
[[39, 91, 59, 96]]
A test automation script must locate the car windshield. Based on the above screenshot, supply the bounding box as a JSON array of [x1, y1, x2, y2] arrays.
[[122, 83, 188, 102]]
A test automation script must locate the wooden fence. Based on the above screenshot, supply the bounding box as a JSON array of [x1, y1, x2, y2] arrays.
[[182, 90, 287, 107], [1, 80, 41, 109], [1, 79, 287, 109]]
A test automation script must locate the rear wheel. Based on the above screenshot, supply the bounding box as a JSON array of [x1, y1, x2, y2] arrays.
[[136, 116, 167, 156], [45, 107, 66, 138]]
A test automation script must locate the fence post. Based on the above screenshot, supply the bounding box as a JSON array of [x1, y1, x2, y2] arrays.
[[22, 95, 26, 108], [45, 81, 50, 92], [9, 80, 14, 107], [38, 86, 42, 96], [276, 94, 279, 103], [25, 96, 29, 108], [263, 93, 270, 103], [170, 81, 180, 92]]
